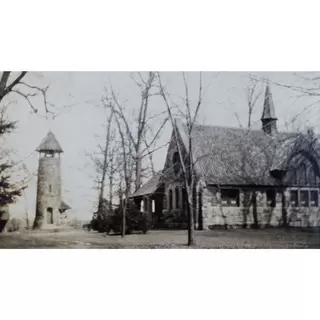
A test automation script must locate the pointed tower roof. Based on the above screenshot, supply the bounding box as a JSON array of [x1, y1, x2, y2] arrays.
[[36, 131, 63, 153], [261, 84, 277, 120]]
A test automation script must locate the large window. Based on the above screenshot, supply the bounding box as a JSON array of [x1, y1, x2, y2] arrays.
[[307, 164, 317, 185], [290, 162, 318, 186], [296, 163, 307, 185], [290, 189, 319, 208], [221, 189, 240, 207]]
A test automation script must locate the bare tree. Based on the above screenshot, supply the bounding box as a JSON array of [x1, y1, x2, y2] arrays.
[[96, 106, 114, 214], [246, 78, 262, 129], [157, 72, 204, 246], [107, 72, 168, 192], [101, 93, 135, 237], [0, 72, 51, 113], [114, 112, 131, 237]]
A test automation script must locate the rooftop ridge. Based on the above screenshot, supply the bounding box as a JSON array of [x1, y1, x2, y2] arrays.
[[192, 122, 297, 136]]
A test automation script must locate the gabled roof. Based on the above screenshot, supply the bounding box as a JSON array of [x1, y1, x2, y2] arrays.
[[130, 172, 162, 197], [36, 131, 63, 153], [175, 119, 319, 186]]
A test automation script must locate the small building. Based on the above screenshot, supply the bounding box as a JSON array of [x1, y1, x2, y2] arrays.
[[131, 85, 320, 229], [129, 172, 164, 226], [33, 131, 71, 229]]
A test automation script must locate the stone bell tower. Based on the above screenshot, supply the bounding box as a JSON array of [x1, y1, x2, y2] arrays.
[[33, 131, 70, 229]]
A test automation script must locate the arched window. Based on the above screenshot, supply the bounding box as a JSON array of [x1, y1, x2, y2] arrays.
[[172, 152, 181, 176], [175, 187, 180, 209], [296, 163, 307, 185], [168, 189, 173, 210], [291, 169, 297, 185], [307, 164, 317, 186]]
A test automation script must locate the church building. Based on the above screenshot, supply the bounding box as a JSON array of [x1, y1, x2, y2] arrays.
[[131, 85, 320, 229]]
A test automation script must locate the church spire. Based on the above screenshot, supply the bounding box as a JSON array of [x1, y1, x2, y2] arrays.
[[261, 84, 277, 135]]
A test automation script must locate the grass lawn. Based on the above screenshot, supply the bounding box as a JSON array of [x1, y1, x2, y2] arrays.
[[1, 228, 320, 248]]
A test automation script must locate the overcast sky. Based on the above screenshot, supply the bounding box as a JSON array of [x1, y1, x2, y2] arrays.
[[4, 71, 320, 221]]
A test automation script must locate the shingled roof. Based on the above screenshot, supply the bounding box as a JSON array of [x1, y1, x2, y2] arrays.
[[175, 119, 314, 186], [36, 131, 63, 153], [130, 172, 162, 197]]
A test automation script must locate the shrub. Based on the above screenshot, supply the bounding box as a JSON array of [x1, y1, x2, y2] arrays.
[[6, 218, 22, 232]]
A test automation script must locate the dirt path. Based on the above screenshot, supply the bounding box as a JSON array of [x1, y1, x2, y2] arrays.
[[1, 228, 320, 248]]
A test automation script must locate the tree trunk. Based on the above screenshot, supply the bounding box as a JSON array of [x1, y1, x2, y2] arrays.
[[122, 200, 126, 237], [252, 192, 259, 229], [242, 191, 251, 228], [109, 175, 113, 213], [135, 150, 142, 191], [281, 190, 288, 227], [186, 185, 194, 246], [0, 72, 10, 101]]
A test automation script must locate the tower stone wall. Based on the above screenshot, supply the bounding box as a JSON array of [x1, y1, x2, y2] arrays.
[[33, 131, 70, 230], [35, 155, 62, 227]]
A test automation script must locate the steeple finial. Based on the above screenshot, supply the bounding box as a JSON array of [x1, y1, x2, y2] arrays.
[[261, 84, 277, 135]]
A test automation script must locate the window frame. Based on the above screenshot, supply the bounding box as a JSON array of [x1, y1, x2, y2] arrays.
[[220, 188, 240, 207], [300, 190, 309, 207], [289, 187, 319, 208]]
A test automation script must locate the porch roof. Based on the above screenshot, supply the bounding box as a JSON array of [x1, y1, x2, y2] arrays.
[[129, 172, 162, 198]]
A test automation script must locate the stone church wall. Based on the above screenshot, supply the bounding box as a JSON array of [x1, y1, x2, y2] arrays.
[[202, 186, 320, 229]]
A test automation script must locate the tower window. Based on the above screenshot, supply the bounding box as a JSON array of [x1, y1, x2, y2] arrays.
[[49, 185, 52, 193]]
